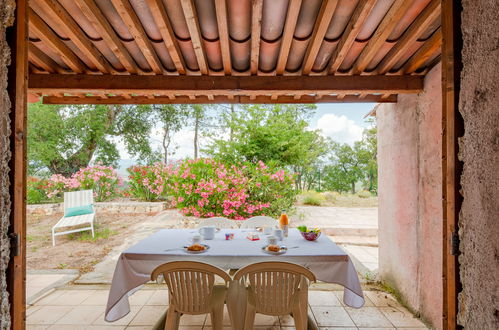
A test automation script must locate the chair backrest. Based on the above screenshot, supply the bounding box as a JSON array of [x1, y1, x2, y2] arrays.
[[239, 216, 277, 229], [151, 261, 231, 314], [233, 262, 316, 315], [63, 189, 94, 211], [196, 217, 237, 229]]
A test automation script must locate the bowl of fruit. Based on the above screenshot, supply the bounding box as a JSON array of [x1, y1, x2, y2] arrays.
[[297, 226, 321, 241]]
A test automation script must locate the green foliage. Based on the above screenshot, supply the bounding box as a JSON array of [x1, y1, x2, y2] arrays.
[[323, 142, 364, 193], [301, 191, 325, 206], [153, 105, 189, 163], [69, 225, 117, 242], [357, 190, 372, 198], [28, 102, 155, 176], [322, 191, 339, 202], [126, 163, 172, 201], [27, 177, 49, 204], [206, 105, 327, 185]]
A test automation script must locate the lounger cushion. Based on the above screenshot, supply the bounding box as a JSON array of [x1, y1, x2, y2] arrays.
[[65, 204, 94, 217]]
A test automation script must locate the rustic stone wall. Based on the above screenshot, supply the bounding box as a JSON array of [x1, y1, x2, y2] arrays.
[[27, 201, 167, 217], [0, 0, 15, 328], [458, 1, 499, 328], [377, 63, 443, 328]]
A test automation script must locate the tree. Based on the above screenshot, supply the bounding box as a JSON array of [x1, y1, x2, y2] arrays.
[[154, 104, 188, 163], [356, 119, 378, 193], [28, 102, 155, 176], [323, 142, 364, 194], [205, 104, 327, 189]]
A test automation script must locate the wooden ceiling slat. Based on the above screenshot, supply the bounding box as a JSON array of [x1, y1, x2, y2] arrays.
[[402, 27, 442, 74], [39, 0, 115, 74], [180, 0, 209, 74], [42, 93, 397, 105], [275, 0, 303, 75], [250, 0, 263, 75], [353, 0, 413, 74], [110, 0, 164, 74], [301, 0, 339, 74], [146, 0, 186, 74], [377, 0, 441, 74], [214, 0, 232, 74], [28, 42, 66, 74], [77, 0, 139, 74], [29, 8, 87, 73], [328, 0, 377, 74], [29, 73, 424, 95]]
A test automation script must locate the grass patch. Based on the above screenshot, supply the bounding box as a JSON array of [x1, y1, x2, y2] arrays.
[[68, 225, 118, 242], [301, 191, 326, 206]]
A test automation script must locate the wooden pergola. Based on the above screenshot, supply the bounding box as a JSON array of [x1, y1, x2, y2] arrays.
[[26, 0, 441, 104]]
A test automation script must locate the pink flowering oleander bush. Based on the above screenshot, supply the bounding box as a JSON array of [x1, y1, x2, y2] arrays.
[[169, 158, 296, 220], [71, 165, 123, 202], [127, 163, 173, 201], [27, 164, 124, 204]]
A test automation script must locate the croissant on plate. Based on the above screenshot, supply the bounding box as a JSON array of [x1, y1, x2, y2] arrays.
[[187, 243, 205, 251]]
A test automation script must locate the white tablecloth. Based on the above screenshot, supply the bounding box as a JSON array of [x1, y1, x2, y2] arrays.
[[105, 228, 364, 323]]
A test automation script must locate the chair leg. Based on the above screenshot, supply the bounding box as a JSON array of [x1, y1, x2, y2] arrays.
[[210, 303, 224, 330], [291, 306, 306, 330], [243, 304, 256, 330], [91, 222, 95, 238], [165, 307, 180, 330]]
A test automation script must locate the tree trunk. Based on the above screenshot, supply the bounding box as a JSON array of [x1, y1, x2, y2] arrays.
[[162, 128, 168, 163], [194, 113, 199, 159], [351, 181, 356, 194], [229, 104, 235, 141]]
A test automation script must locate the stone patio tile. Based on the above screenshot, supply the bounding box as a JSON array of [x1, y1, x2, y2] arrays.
[[38, 290, 96, 306], [146, 289, 169, 305], [129, 305, 166, 326], [81, 290, 110, 305], [357, 328, 395, 330], [312, 307, 355, 327], [333, 291, 374, 307], [253, 314, 280, 326], [128, 290, 155, 305], [26, 326, 48, 330], [93, 305, 141, 326], [317, 328, 357, 330], [364, 291, 400, 308], [55, 305, 104, 325], [48, 325, 124, 330], [345, 307, 392, 328], [204, 306, 232, 326], [279, 307, 315, 326], [309, 291, 343, 306], [33, 290, 65, 305], [379, 307, 427, 328], [27, 305, 73, 325], [178, 313, 207, 326], [26, 305, 42, 317]]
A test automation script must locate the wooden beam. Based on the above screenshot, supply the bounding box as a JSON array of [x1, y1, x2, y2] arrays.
[[29, 74, 424, 95], [28, 41, 66, 73], [29, 8, 86, 73], [403, 28, 442, 73], [214, 0, 232, 74], [276, 0, 302, 74], [354, 0, 413, 74], [7, 0, 28, 328], [42, 93, 397, 104], [302, 0, 339, 74], [146, 0, 186, 74], [250, 0, 263, 74], [441, 0, 462, 329], [377, 0, 441, 74], [180, 0, 209, 74], [77, 0, 139, 74], [38, 0, 115, 74], [110, 0, 164, 74], [328, 0, 377, 73]]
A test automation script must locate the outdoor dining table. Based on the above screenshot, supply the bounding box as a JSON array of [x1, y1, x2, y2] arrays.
[[105, 228, 365, 328]]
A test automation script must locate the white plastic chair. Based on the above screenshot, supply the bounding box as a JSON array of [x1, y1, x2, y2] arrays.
[[233, 261, 316, 330], [196, 217, 237, 229], [151, 261, 231, 330], [51, 189, 95, 246], [239, 216, 277, 229]]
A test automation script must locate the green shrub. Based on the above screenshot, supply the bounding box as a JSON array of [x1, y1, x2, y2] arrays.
[[301, 191, 325, 206], [321, 191, 339, 202], [357, 190, 372, 198], [127, 163, 173, 201]]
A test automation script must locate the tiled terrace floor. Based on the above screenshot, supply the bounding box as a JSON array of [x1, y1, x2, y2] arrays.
[[27, 286, 428, 330]]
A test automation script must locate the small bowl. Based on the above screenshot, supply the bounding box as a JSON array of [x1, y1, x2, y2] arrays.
[[300, 231, 321, 241]]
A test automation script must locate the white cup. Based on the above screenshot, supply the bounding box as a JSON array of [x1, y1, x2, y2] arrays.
[[198, 226, 216, 240], [192, 235, 201, 244], [272, 229, 283, 241], [263, 226, 273, 235], [267, 235, 277, 245]]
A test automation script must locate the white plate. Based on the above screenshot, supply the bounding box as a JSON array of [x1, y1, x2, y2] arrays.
[[183, 244, 210, 254], [261, 245, 287, 255]]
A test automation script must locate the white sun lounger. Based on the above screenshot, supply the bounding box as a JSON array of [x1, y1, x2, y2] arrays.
[[52, 189, 95, 246]]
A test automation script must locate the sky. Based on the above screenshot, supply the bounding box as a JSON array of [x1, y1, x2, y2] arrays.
[[116, 102, 377, 163]]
